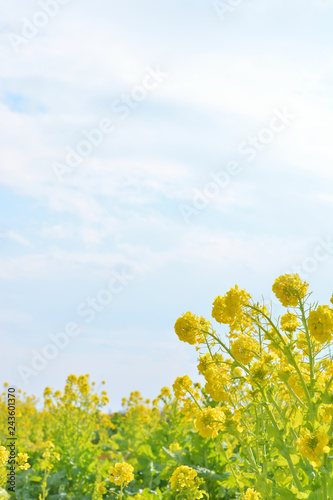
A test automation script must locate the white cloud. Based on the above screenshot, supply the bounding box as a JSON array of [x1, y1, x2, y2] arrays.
[[1, 0, 333, 407], [6, 231, 33, 247]]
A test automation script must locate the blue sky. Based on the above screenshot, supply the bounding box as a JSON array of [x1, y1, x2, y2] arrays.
[[1, 0, 333, 410]]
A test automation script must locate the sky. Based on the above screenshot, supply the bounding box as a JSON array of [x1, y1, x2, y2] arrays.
[[1, 0, 333, 410]]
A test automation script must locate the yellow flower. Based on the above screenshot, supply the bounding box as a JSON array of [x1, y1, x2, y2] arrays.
[[91, 394, 100, 404], [194, 407, 225, 438], [174, 312, 210, 345], [308, 305, 333, 343], [295, 331, 309, 352], [16, 452, 30, 470], [172, 376, 195, 401], [204, 362, 230, 402], [250, 361, 269, 385], [319, 404, 333, 425], [272, 274, 308, 307], [77, 375, 90, 395], [0, 446, 9, 466], [181, 399, 200, 420], [230, 335, 259, 365], [44, 441, 55, 450], [170, 465, 197, 491], [101, 395, 109, 405], [297, 429, 330, 467], [67, 374, 78, 384], [97, 481, 107, 495], [280, 313, 300, 333], [277, 361, 293, 381], [212, 285, 251, 325], [245, 488, 261, 500], [159, 386, 171, 398], [169, 443, 181, 453], [108, 462, 134, 487], [288, 371, 309, 399], [223, 408, 243, 432], [197, 353, 212, 375], [170, 466, 206, 498]]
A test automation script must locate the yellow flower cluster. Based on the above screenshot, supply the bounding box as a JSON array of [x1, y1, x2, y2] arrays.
[[244, 488, 261, 500], [173, 376, 196, 401], [40, 441, 60, 472], [16, 452, 30, 470], [197, 353, 233, 402], [272, 273, 308, 307], [108, 462, 134, 487], [169, 442, 182, 453], [250, 360, 269, 385], [0, 446, 9, 467], [170, 465, 206, 499], [308, 305, 333, 343], [297, 429, 330, 467], [319, 404, 333, 425], [230, 334, 259, 365], [212, 285, 251, 330], [174, 312, 210, 345], [204, 362, 231, 402], [280, 313, 300, 333], [195, 407, 225, 438], [172, 376, 202, 419], [171, 274, 333, 497], [96, 481, 107, 495]]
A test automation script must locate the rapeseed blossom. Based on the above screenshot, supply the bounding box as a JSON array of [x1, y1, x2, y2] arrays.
[[16, 452, 30, 470], [308, 305, 333, 343], [195, 407, 225, 438], [212, 285, 251, 325], [0, 446, 9, 467], [280, 312, 300, 333], [108, 462, 134, 487], [230, 335, 259, 365], [297, 429, 330, 467], [244, 488, 261, 500], [174, 312, 210, 345], [170, 465, 206, 499], [272, 273, 308, 307]]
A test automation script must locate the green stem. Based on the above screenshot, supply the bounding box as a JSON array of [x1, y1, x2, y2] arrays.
[[185, 388, 202, 411], [322, 454, 328, 500], [284, 381, 307, 409], [259, 388, 303, 492], [323, 373, 333, 399], [248, 304, 313, 416], [201, 330, 251, 377], [297, 294, 314, 387], [217, 436, 242, 490]]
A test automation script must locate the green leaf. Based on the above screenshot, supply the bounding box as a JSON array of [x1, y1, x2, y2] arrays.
[[29, 475, 43, 482]]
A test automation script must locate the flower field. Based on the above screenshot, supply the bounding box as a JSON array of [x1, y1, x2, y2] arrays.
[[2, 274, 333, 499]]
